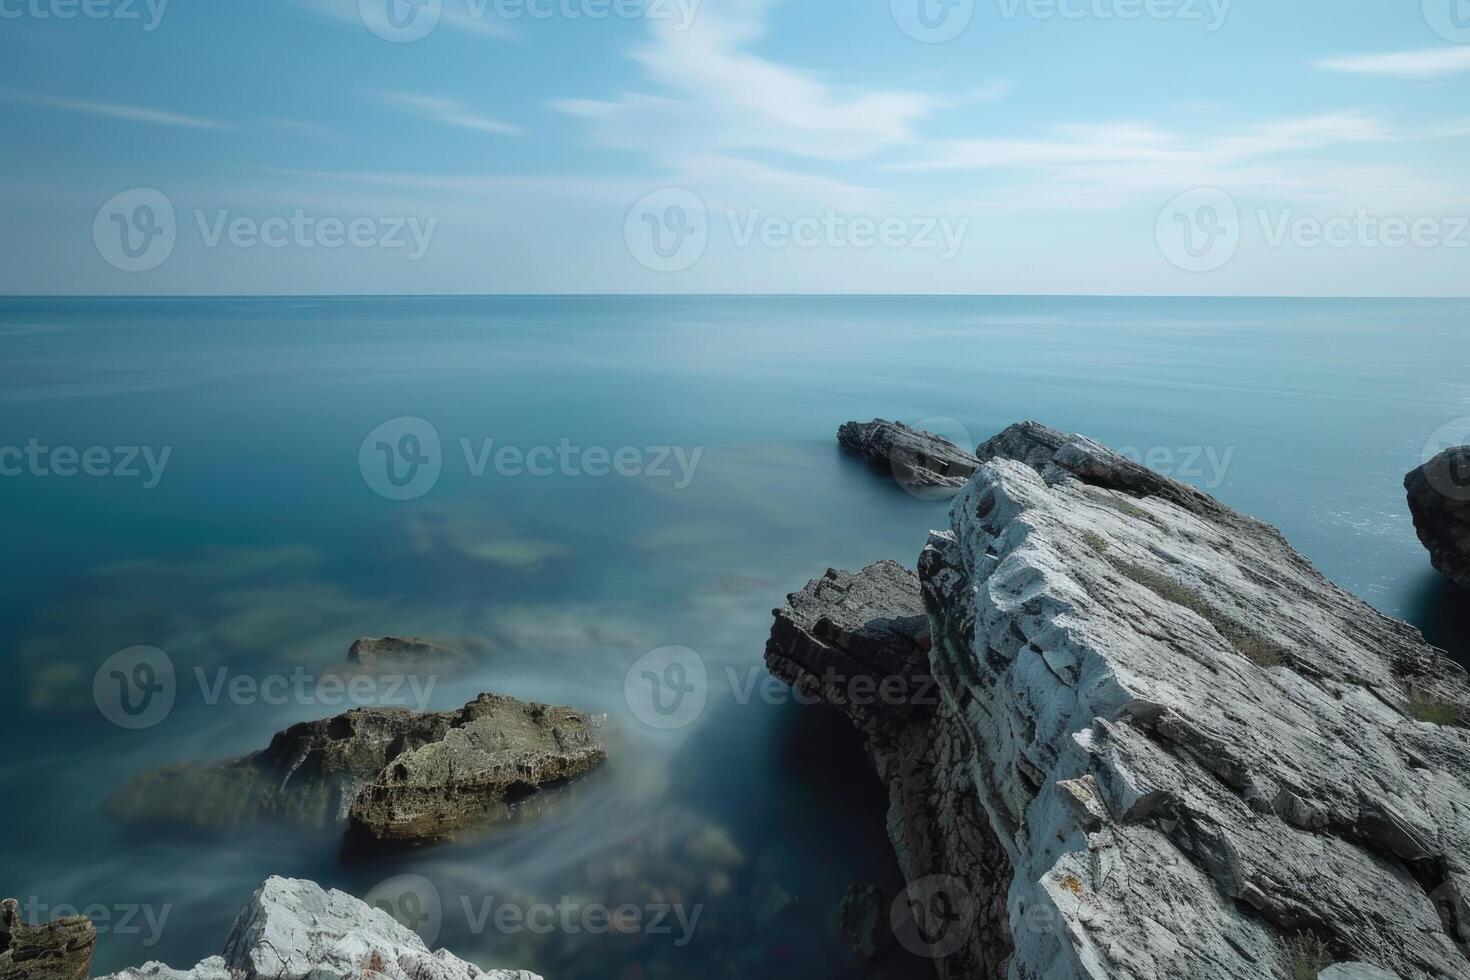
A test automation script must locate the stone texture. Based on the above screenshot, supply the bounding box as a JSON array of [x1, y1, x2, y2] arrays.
[[348, 636, 471, 672], [1406, 446, 1470, 589], [836, 883, 889, 964], [837, 419, 978, 496], [96, 877, 538, 980], [773, 420, 1470, 980], [349, 693, 606, 841], [0, 899, 96, 980]]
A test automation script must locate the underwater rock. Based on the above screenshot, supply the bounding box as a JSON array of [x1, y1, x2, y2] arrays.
[[94, 877, 538, 980], [0, 898, 96, 980], [772, 420, 1470, 980], [349, 693, 606, 841], [1406, 446, 1470, 589], [347, 636, 473, 672], [837, 419, 978, 495], [836, 883, 889, 964]]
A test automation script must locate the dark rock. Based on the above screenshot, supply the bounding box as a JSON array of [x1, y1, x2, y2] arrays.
[[837, 420, 978, 496], [347, 636, 472, 672], [349, 693, 606, 841], [836, 883, 889, 963], [0, 899, 95, 980], [1406, 447, 1470, 588]]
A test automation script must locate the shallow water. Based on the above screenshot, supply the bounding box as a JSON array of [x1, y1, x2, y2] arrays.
[[2, 296, 1468, 978]]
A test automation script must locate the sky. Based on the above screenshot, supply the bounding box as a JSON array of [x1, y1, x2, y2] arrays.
[[2, 0, 1469, 295]]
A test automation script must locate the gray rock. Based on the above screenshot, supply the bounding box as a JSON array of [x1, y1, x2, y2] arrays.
[[0, 898, 95, 980], [837, 420, 978, 496], [772, 421, 1470, 980], [1405, 447, 1470, 588], [836, 883, 889, 963], [349, 693, 606, 841], [96, 877, 538, 980], [1319, 964, 1403, 980]]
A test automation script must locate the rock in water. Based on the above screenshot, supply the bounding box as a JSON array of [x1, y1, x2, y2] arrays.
[[836, 883, 889, 964], [350, 693, 606, 841], [348, 636, 472, 672], [0, 899, 96, 980], [1406, 446, 1470, 588], [772, 420, 1470, 980], [96, 877, 538, 980], [837, 419, 978, 496]]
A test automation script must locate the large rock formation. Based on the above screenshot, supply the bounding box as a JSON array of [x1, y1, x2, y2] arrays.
[[1406, 447, 1470, 589], [771, 420, 1470, 980], [837, 419, 978, 496], [111, 694, 605, 841], [349, 693, 606, 841], [96, 877, 538, 980], [0, 899, 96, 980]]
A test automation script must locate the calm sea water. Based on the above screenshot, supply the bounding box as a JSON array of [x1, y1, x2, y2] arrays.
[[2, 296, 1468, 978]]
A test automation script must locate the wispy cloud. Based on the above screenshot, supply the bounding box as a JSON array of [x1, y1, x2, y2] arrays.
[[1316, 47, 1470, 80], [299, 0, 516, 39], [1, 91, 233, 130], [372, 92, 523, 135]]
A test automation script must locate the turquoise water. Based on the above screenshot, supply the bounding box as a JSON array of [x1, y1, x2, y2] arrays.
[[2, 296, 1468, 978]]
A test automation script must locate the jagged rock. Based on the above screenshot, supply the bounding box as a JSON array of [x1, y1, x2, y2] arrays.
[[349, 693, 606, 841], [1406, 447, 1470, 588], [771, 420, 1470, 980], [348, 636, 471, 671], [95, 877, 538, 980], [837, 420, 978, 496], [108, 707, 453, 828], [1320, 965, 1403, 980], [0, 899, 96, 980], [836, 883, 889, 963]]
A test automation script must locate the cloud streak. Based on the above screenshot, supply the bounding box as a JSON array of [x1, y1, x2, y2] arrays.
[[1, 91, 232, 130], [1316, 47, 1470, 80]]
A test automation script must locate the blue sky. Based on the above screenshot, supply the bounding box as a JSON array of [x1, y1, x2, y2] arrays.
[[2, 0, 1469, 294]]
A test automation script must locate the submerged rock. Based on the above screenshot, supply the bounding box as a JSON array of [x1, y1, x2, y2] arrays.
[[95, 877, 538, 980], [111, 694, 605, 841], [1406, 446, 1470, 588], [772, 420, 1470, 980], [0, 899, 96, 980], [348, 636, 472, 672], [837, 419, 978, 496], [349, 693, 606, 841], [836, 883, 889, 964]]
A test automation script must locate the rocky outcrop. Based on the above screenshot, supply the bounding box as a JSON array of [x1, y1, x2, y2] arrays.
[[111, 694, 605, 841], [96, 877, 538, 980], [837, 419, 978, 496], [0, 899, 95, 980], [836, 883, 889, 964], [771, 420, 1470, 980], [1406, 447, 1470, 588], [350, 693, 606, 841], [348, 636, 471, 672]]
